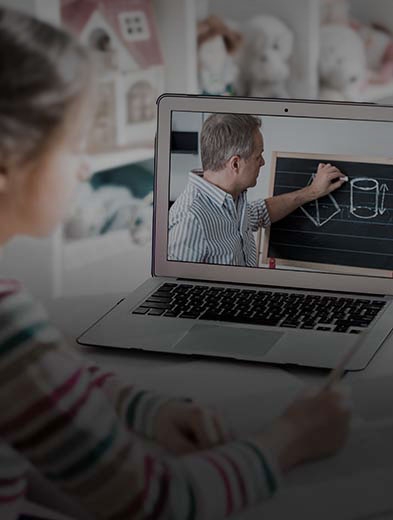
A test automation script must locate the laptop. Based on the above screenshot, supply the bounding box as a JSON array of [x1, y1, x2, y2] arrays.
[[77, 94, 393, 370]]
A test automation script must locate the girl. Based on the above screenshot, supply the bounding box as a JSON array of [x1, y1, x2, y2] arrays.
[[0, 7, 350, 520]]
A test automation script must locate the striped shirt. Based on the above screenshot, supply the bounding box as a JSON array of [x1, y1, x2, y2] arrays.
[[0, 280, 281, 520], [168, 171, 271, 267]]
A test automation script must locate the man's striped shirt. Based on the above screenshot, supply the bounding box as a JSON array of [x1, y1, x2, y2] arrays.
[[0, 280, 281, 520], [168, 171, 271, 266]]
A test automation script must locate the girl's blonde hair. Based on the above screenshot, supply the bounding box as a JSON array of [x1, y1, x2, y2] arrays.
[[0, 7, 91, 168]]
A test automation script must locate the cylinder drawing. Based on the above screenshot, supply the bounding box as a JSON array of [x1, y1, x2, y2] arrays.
[[350, 178, 379, 219]]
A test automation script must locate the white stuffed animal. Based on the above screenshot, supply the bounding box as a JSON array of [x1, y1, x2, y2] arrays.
[[319, 24, 367, 101], [129, 192, 153, 246], [63, 183, 152, 244], [235, 15, 294, 98], [63, 183, 133, 238]]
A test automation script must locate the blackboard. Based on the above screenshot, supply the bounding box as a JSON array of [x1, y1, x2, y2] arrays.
[[263, 152, 393, 276]]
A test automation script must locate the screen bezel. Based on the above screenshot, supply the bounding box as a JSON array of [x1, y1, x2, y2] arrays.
[[153, 94, 393, 296]]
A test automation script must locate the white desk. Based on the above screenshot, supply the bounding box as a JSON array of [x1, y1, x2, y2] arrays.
[[46, 293, 393, 520]]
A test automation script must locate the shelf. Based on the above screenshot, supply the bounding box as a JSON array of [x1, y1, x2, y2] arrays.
[[64, 229, 149, 271], [360, 81, 393, 103], [61, 237, 151, 297], [88, 147, 155, 174]]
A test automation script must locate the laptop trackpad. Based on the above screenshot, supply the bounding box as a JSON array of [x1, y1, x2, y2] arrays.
[[173, 324, 282, 359]]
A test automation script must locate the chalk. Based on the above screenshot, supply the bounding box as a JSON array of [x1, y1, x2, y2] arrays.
[[341, 176, 349, 182]]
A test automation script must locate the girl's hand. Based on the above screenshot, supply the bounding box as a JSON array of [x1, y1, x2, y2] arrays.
[[255, 385, 351, 473], [153, 400, 231, 454]]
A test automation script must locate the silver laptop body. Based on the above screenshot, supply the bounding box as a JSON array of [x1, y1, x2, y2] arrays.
[[78, 95, 393, 370]]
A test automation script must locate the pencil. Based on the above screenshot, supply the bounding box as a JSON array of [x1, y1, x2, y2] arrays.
[[319, 341, 362, 393]]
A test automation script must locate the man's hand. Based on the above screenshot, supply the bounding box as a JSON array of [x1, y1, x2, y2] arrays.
[[307, 163, 347, 200], [265, 163, 347, 223], [153, 400, 230, 454]]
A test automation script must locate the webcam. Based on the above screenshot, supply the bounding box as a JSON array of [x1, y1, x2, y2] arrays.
[[284, 108, 289, 113]]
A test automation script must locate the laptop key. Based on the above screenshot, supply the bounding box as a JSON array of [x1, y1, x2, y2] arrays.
[[133, 307, 149, 315], [160, 284, 176, 291], [180, 312, 201, 319], [200, 310, 224, 321], [152, 290, 174, 298], [163, 311, 178, 318], [166, 307, 182, 316], [334, 325, 350, 333], [144, 302, 171, 309], [371, 301, 386, 307], [148, 309, 165, 316], [281, 321, 300, 328], [146, 296, 172, 303], [251, 317, 281, 326]]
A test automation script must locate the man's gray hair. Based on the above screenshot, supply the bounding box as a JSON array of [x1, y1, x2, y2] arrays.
[[200, 113, 261, 171]]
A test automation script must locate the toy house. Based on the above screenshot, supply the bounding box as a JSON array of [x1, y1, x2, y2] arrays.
[[61, 0, 164, 153]]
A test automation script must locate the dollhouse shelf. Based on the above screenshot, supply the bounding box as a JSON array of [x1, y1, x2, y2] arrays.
[[360, 80, 393, 103], [64, 229, 141, 271], [62, 232, 151, 296], [88, 146, 155, 174]]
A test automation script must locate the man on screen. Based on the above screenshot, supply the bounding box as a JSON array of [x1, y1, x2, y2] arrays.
[[168, 113, 345, 266]]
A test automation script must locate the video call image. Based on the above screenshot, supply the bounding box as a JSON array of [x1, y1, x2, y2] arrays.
[[168, 111, 393, 278]]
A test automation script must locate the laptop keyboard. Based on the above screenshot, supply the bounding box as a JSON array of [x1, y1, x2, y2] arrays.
[[132, 283, 387, 334]]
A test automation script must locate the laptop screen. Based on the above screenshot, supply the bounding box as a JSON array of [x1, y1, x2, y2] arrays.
[[167, 110, 393, 280]]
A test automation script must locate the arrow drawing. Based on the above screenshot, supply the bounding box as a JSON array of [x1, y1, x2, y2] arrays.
[[379, 184, 389, 215]]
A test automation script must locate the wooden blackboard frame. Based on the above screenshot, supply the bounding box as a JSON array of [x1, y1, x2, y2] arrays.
[[260, 151, 393, 278]]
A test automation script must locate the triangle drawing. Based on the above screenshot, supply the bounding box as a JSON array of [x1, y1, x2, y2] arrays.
[[300, 175, 341, 227]]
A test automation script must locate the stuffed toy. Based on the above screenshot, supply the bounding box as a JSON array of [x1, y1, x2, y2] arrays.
[[64, 183, 153, 244], [321, 0, 350, 25], [321, 0, 393, 87], [197, 15, 243, 96], [319, 24, 367, 101], [129, 192, 153, 245], [355, 23, 393, 84], [234, 15, 294, 98]]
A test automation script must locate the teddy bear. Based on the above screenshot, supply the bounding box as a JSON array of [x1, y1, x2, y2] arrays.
[[355, 23, 393, 85], [319, 24, 367, 101], [197, 15, 243, 96], [321, 0, 393, 88], [234, 15, 294, 98]]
